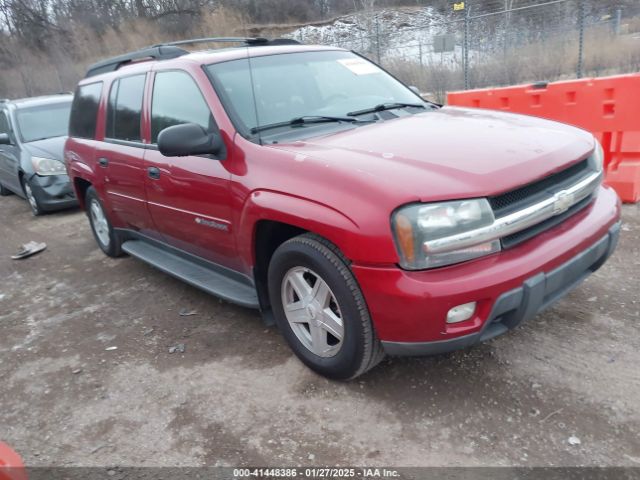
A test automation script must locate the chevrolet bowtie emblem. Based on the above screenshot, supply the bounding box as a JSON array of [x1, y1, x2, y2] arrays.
[[552, 190, 574, 215]]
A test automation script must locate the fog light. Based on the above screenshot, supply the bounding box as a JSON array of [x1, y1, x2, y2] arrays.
[[446, 302, 476, 324]]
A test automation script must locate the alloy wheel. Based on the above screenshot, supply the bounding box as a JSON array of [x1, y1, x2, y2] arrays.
[[23, 182, 39, 215], [281, 266, 344, 358], [90, 199, 110, 248]]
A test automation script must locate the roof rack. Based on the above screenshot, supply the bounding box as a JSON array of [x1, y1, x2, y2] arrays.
[[85, 45, 189, 78], [153, 37, 300, 48], [84, 37, 301, 78]]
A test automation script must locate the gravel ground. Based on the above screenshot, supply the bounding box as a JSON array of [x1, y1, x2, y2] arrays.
[[0, 194, 639, 468]]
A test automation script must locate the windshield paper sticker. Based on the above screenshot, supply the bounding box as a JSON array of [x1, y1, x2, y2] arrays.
[[337, 58, 381, 75]]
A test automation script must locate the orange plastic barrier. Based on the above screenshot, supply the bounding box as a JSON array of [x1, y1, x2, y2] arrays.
[[0, 442, 27, 480], [447, 73, 640, 203]]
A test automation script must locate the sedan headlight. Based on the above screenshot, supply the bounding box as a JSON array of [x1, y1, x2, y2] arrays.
[[392, 198, 501, 270], [32, 156, 67, 176], [591, 137, 604, 172]]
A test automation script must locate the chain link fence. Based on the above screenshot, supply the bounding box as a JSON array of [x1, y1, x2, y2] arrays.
[[290, 0, 640, 103]]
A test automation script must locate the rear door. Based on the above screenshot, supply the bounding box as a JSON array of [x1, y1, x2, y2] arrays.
[[95, 73, 156, 235], [0, 109, 21, 193], [143, 69, 236, 268]]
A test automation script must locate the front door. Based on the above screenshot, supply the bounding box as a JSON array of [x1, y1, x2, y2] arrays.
[[0, 110, 21, 193], [143, 70, 236, 269]]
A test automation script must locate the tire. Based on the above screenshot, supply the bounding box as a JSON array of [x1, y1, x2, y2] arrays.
[[0, 182, 12, 196], [85, 186, 123, 257], [268, 233, 385, 380], [21, 177, 43, 216]]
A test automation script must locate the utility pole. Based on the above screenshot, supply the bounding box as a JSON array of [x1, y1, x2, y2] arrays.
[[464, 3, 471, 89], [577, 0, 585, 78]]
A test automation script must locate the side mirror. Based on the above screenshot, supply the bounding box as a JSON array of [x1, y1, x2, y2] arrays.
[[0, 133, 11, 145], [158, 123, 224, 158]]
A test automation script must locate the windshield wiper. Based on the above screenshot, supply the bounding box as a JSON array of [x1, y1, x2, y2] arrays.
[[250, 115, 368, 135], [347, 102, 426, 117]]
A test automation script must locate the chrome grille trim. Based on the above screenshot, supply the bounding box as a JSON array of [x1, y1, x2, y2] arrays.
[[423, 170, 603, 255]]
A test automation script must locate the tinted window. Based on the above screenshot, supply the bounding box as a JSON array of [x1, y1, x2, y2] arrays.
[[0, 111, 9, 135], [106, 75, 145, 142], [151, 71, 214, 143], [16, 102, 71, 142], [69, 82, 103, 139]]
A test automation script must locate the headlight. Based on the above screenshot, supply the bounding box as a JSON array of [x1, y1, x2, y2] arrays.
[[392, 198, 501, 270], [591, 138, 604, 172], [32, 156, 67, 176]]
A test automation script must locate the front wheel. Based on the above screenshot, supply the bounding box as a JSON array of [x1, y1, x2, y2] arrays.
[[21, 177, 43, 216], [268, 233, 384, 380], [0, 182, 12, 196], [86, 187, 123, 257]]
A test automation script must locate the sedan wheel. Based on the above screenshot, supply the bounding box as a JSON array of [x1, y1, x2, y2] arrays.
[[22, 179, 42, 216], [0, 183, 12, 196]]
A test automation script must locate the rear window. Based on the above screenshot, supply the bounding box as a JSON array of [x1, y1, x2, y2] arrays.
[[69, 82, 103, 139], [106, 74, 146, 142]]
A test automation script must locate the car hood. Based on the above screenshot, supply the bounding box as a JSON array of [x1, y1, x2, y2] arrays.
[[268, 107, 595, 203], [22, 136, 67, 162]]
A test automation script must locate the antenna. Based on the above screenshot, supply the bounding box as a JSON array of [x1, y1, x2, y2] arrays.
[[246, 45, 263, 145]]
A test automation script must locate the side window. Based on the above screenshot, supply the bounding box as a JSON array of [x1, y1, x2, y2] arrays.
[[0, 111, 10, 135], [151, 71, 215, 144], [69, 82, 103, 139], [106, 74, 145, 142]]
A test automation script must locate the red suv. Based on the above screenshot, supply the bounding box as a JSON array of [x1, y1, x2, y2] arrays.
[[65, 38, 621, 379]]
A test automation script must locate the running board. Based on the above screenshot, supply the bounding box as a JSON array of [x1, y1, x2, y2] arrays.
[[121, 240, 259, 309]]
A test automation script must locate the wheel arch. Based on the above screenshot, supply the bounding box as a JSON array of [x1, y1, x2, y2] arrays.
[[241, 191, 362, 317], [73, 177, 93, 211]]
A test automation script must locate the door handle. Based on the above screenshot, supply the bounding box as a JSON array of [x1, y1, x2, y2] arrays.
[[98, 157, 109, 168], [147, 166, 161, 180]]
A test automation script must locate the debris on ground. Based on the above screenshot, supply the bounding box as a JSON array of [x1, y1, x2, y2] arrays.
[[105, 346, 118, 351], [169, 344, 186, 354], [540, 408, 563, 423], [179, 309, 197, 317], [142, 328, 155, 336], [568, 436, 581, 446], [90, 444, 108, 454], [72, 369, 83, 375], [11, 241, 47, 260]]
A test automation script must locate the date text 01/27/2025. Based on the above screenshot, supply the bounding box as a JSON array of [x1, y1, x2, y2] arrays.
[[232, 467, 400, 478]]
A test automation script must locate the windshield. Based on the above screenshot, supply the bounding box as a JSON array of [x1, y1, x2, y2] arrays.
[[16, 101, 72, 142], [206, 50, 424, 135]]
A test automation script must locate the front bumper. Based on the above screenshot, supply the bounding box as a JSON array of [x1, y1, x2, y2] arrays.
[[351, 185, 621, 354], [28, 173, 78, 212], [382, 221, 620, 356]]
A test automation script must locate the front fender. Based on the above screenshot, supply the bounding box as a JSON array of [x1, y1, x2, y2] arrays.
[[237, 190, 364, 273]]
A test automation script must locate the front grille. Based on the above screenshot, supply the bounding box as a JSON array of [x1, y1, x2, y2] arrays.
[[489, 158, 592, 218], [501, 194, 594, 249]]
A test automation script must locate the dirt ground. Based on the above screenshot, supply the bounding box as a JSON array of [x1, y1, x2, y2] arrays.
[[0, 193, 639, 468]]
